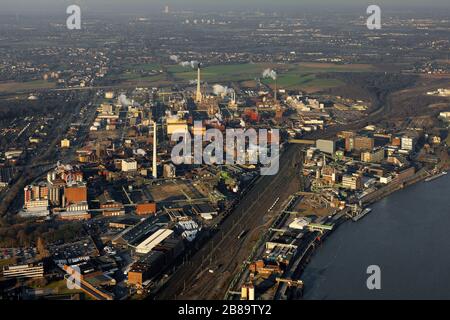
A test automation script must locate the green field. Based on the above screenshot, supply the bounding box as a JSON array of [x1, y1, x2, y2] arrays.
[[110, 61, 374, 92], [167, 62, 372, 92], [167, 63, 273, 82]]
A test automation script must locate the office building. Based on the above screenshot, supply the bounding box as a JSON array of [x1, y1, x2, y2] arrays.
[[122, 159, 138, 172], [361, 148, 385, 163], [401, 136, 416, 151], [316, 139, 336, 155], [342, 174, 363, 190], [353, 136, 375, 152]]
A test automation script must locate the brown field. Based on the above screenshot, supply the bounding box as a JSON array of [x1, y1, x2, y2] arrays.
[[146, 180, 204, 203], [0, 80, 56, 93]]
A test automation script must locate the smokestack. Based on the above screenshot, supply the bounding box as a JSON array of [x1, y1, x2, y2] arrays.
[[196, 64, 202, 103], [152, 120, 157, 179], [275, 78, 278, 102]]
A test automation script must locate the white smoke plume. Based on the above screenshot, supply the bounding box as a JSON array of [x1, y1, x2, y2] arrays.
[[213, 84, 234, 96], [118, 94, 132, 107], [190, 60, 199, 68], [170, 55, 179, 63], [262, 68, 277, 80], [180, 60, 200, 68]]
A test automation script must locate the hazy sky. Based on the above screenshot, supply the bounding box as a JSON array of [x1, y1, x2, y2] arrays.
[[1, 0, 449, 14]]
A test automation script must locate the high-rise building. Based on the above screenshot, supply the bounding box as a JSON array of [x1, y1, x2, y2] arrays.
[[121, 159, 138, 172], [64, 182, 87, 205], [316, 139, 336, 155], [23, 184, 50, 213], [152, 121, 157, 179], [361, 148, 385, 163], [401, 136, 416, 151], [342, 174, 363, 190], [353, 136, 375, 152]]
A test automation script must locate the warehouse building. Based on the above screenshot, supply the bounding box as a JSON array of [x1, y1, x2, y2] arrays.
[[135, 229, 174, 255], [128, 251, 166, 287]]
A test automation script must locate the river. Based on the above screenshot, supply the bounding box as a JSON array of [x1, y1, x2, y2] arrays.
[[302, 174, 450, 299]]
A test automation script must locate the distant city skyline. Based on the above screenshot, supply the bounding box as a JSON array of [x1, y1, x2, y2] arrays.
[[1, 0, 450, 14]]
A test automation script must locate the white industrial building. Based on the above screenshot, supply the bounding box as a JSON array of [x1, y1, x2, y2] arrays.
[[122, 159, 138, 172], [289, 217, 311, 230], [135, 229, 174, 255], [3, 263, 44, 279], [316, 139, 336, 155], [401, 136, 416, 151]]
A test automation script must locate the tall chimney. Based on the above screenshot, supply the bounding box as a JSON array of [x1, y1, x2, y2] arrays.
[[196, 64, 202, 103], [274, 78, 278, 102], [152, 120, 157, 179]]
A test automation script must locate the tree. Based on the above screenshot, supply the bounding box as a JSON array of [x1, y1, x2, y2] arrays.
[[37, 237, 50, 260]]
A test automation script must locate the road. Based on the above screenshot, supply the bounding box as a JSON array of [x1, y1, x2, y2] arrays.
[[0, 92, 95, 216], [156, 144, 303, 300]]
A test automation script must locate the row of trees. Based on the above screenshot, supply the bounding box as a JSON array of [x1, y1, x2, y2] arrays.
[[0, 219, 85, 248]]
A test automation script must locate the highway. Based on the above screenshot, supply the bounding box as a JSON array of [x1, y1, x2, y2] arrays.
[[156, 144, 303, 300]]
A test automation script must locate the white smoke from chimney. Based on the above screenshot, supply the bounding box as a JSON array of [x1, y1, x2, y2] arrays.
[[190, 60, 200, 68], [169, 55, 179, 63], [213, 84, 234, 96], [118, 94, 132, 107], [262, 68, 277, 80], [179, 60, 200, 69]]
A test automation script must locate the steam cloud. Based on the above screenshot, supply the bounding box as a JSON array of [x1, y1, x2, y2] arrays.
[[169, 55, 179, 63], [118, 94, 132, 107], [262, 68, 277, 80], [180, 60, 200, 68], [213, 84, 234, 96]]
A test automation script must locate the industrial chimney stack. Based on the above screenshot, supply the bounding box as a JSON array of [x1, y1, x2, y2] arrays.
[[152, 120, 157, 179], [195, 64, 203, 103], [274, 78, 278, 102]]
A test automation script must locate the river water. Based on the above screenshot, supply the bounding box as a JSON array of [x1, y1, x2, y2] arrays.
[[302, 174, 450, 299]]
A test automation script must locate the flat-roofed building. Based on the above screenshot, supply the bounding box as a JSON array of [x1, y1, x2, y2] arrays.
[[316, 139, 336, 155], [128, 251, 166, 286], [121, 159, 138, 172], [342, 174, 363, 190], [361, 148, 385, 163], [353, 136, 374, 152], [136, 202, 157, 216], [59, 210, 91, 221], [401, 135, 416, 151], [167, 116, 188, 136], [3, 263, 44, 279], [64, 182, 87, 205], [61, 139, 71, 148], [135, 229, 174, 255]]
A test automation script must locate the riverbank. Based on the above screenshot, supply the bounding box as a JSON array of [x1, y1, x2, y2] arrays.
[[300, 172, 450, 299], [276, 167, 432, 298]]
